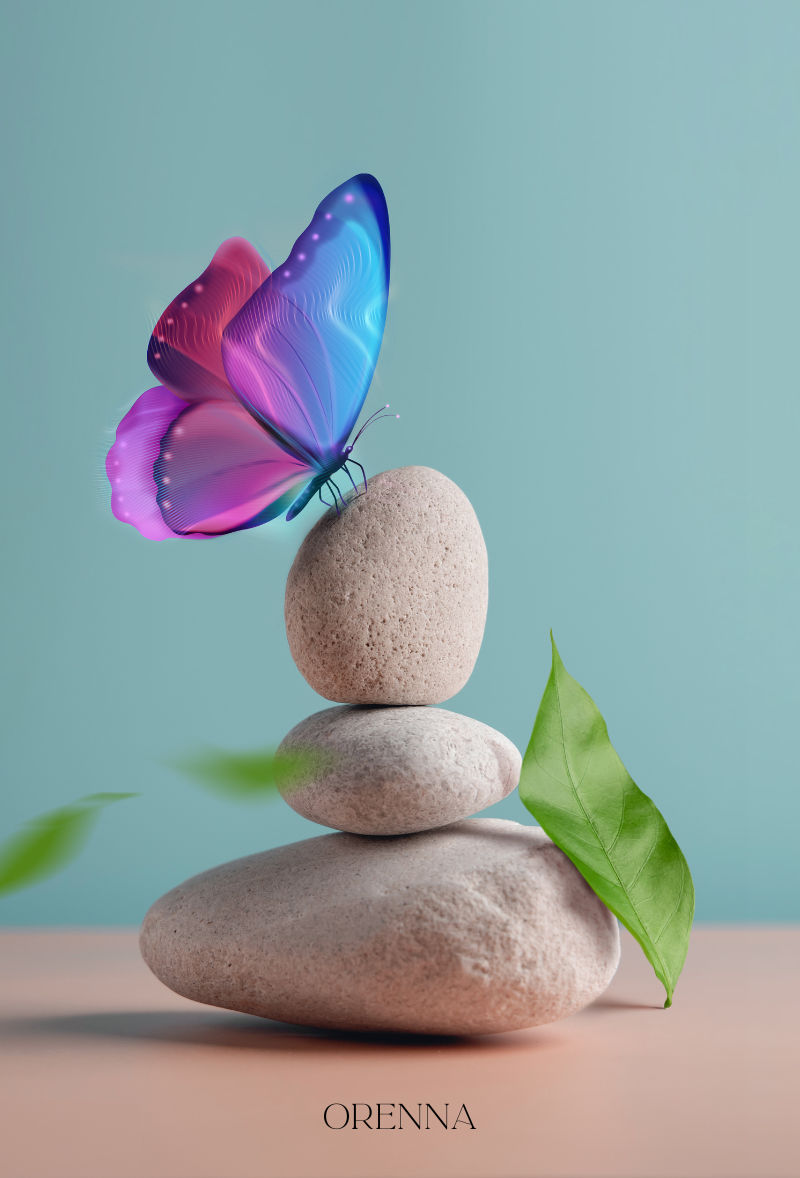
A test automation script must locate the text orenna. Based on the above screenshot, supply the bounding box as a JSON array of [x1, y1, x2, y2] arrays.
[[323, 1103, 476, 1129]]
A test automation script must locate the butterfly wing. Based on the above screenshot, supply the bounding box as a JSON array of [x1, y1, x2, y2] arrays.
[[107, 388, 312, 539], [106, 386, 189, 539], [221, 174, 390, 469], [147, 237, 271, 404], [153, 400, 314, 536]]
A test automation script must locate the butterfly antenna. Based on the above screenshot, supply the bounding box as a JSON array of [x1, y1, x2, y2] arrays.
[[349, 404, 400, 448]]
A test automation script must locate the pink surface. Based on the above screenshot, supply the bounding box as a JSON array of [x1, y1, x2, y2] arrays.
[[0, 926, 796, 1178]]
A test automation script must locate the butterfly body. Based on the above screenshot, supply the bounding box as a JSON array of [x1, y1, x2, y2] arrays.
[[107, 175, 390, 539], [287, 462, 353, 520]]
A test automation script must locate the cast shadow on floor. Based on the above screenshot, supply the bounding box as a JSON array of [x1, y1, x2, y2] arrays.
[[8, 1009, 561, 1054], [583, 996, 663, 1012]]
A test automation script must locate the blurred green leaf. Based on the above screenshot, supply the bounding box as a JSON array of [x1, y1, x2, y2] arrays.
[[0, 794, 138, 898], [170, 746, 340, 801], [519, 634, 694, 1008]]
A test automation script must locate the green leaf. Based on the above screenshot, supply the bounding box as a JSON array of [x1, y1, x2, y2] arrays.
[[171, 746, 340, 800], [519, 634, 694, 1007], [0, 793, 138, 898]]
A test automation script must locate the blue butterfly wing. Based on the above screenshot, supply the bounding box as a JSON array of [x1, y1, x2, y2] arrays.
[[220, 174, 390, 471]]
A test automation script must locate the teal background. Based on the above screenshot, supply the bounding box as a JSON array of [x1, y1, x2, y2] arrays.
[[1, 1, 796, 924]]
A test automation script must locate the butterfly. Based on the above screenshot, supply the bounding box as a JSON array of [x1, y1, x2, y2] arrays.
[[106, 174, 392, 539]]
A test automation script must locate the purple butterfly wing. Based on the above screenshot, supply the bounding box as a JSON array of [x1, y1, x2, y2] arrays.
[[221, 174, 390, 469], [106, 386, 189, 540], [153, 400, 314, 536]]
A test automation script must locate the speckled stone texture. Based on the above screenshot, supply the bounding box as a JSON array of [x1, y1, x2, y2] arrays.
[[277, 704, 521, 835], [284, 466, 488, 704], [140, 819, 620, 1035]]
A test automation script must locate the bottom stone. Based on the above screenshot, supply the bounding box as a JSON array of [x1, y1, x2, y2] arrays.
[[140, 819, 620, 1036]]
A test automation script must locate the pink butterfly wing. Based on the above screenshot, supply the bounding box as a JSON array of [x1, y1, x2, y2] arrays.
[[147, 238, 271, 404], [106, 386, 189, 540], [153, 400, 314, 536]]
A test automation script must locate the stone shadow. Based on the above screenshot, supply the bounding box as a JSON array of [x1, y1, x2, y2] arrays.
[[2, 1010, 555, 1054], [583, 996, 664, 1012]]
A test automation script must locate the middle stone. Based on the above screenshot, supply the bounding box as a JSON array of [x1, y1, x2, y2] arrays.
[[277, 705, 522, 836]]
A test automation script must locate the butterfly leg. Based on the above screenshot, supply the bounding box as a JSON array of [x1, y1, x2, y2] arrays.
[[349, 460, 368, 494], [343, 463, 361, 499], [328, 477, 347, 513], [318, 487, 337, 513]]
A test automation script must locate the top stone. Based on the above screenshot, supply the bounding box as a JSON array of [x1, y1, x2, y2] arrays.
[[285, 466, 489, 705]]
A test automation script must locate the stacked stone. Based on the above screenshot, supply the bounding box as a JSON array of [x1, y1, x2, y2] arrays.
[[141, 467, 619, 1035]]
